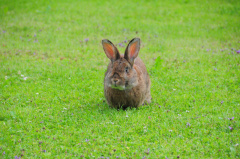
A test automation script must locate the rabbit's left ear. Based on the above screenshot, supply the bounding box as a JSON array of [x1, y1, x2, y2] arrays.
[[102, 39, 120, 62], [124, 38, 140, 66]]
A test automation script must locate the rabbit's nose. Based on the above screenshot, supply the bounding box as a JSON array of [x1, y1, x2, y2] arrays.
[[113, 79, 119, 83]]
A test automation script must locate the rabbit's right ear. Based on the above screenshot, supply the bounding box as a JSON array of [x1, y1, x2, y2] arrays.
[[124, 38, 140, 66], [102, 39, 120, 62]]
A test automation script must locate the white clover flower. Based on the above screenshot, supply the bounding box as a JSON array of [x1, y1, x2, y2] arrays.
[[21, 74, 24, 77], [5, 76, 8, 80], [23, 77, 28, 80], [143, 126, 148, 132]]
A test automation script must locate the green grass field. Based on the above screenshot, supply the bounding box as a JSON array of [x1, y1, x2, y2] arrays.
[[0, 0, 240, 158]]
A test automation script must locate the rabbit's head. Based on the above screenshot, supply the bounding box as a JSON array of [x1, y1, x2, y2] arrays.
[[102, 38, 141, 90]]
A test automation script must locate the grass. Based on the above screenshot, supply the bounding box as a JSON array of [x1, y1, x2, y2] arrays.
[[0, 0, 240, 158]]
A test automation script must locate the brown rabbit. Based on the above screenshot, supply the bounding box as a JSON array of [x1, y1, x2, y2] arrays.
[[102, 38, 151, 109]]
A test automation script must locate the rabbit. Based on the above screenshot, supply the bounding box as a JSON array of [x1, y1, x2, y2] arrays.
[[102, 38, 151, 109]]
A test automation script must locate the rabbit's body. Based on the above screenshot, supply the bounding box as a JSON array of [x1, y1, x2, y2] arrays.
[[102, 38, 151, 109]]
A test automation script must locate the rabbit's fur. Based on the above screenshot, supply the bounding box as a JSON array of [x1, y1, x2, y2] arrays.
[[102, 38, 151, 109]]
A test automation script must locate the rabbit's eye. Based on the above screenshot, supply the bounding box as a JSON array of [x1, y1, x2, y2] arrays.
[[125, 67, 129, 73]]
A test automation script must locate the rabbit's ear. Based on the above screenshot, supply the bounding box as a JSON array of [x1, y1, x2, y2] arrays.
[[102, 39, 120, 62], [124, 38, 140, 66]]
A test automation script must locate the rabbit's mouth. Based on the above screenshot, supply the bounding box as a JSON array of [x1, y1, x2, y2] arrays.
[[110, 84, 125, 90], [109, 81, 132, 90]]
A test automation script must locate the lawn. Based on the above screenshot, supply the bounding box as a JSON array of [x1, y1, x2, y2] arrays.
[[0, 0, 240, 158]]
